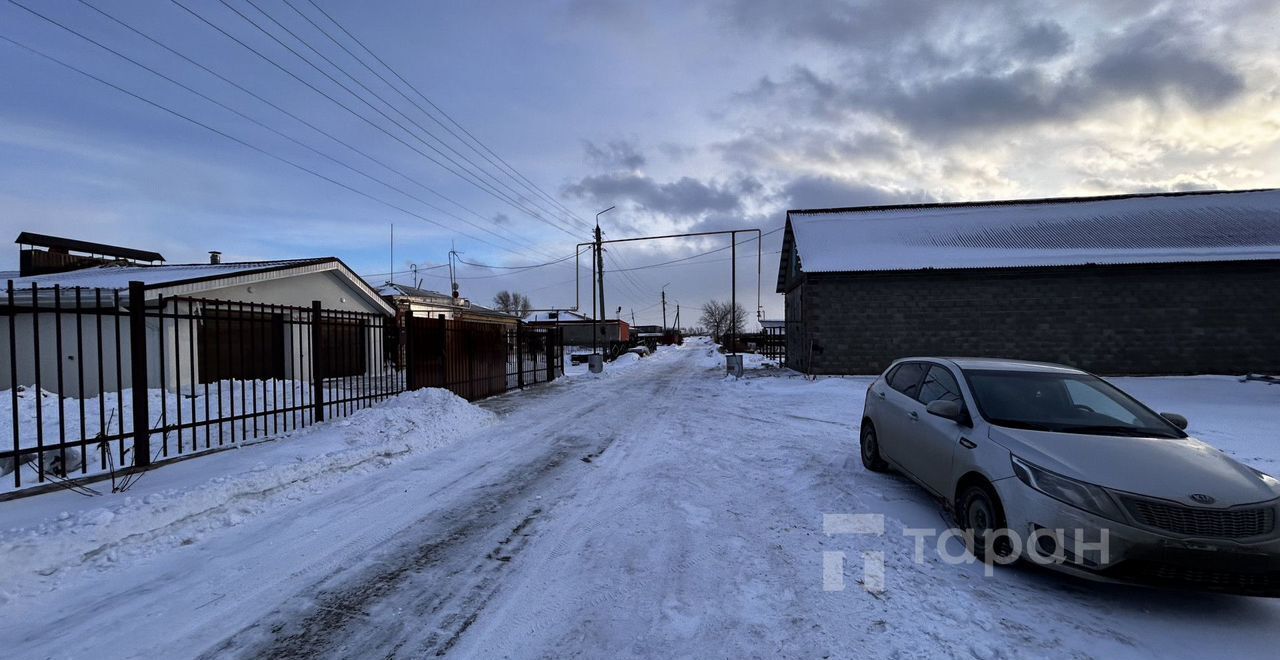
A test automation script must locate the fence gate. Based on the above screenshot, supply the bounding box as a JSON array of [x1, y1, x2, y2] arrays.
[[404, 317, 562, 402]]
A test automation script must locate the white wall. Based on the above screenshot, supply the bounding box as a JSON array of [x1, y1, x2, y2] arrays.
[[1, 271, 391, 397]]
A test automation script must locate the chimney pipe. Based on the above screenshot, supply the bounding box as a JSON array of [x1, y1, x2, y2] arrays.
[[209, 250, 222, 264]]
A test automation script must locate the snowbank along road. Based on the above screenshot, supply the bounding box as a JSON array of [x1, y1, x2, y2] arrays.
[[2, 340, 1280, 658]]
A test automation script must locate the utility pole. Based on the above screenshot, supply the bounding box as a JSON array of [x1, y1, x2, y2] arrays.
[[631, 308, 636, 325], [595, 224, 606, 324], [661, 287, 667, 330], [593, 206, 614, 355], [730, 230, 737, 355], [674, 304, 680, 333]]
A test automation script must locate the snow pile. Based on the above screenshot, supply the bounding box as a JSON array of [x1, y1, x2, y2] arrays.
[[0, 387, 494, 600]]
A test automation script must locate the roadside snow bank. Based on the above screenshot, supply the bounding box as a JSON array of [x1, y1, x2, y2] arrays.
[[0, 387, 494, 600]]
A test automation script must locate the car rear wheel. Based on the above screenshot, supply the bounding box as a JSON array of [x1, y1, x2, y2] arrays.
[[958, 484, 1014, 561], [860, 424, 889, 472]]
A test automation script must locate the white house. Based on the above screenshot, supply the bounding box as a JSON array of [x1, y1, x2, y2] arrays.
[[3, 253, 393, 397]]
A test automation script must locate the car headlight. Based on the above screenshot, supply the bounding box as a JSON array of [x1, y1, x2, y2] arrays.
[[1252, 467, 1280, 494], [1011, 455, 1126, 522]]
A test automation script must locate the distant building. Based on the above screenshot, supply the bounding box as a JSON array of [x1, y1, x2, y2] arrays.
[[524, 310, 630, 346], [777, 189, 1280, 375], [377, 283, 519, 327]]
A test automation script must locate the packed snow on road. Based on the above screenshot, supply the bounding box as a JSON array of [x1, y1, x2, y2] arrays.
[[1, 338, 1278, 658]]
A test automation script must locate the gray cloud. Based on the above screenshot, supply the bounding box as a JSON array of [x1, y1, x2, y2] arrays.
[[727, 2, 1247, 141], [781, 175, 934, 210], [562, 173, 748, 217], [583, 139, 647, 171], [1009, 20, 1073, 60]]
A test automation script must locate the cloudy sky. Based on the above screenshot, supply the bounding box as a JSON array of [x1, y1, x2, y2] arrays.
[[2, 0, 1277, 325]]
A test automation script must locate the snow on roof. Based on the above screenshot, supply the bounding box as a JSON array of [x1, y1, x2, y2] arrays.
[[525, 310, 590, 323], [375, 282, 452, 300], [787, 189, 1280, 274], [760, 319, 784, 329], [4, 258, 394, 314], [6, 259, 329, 290]]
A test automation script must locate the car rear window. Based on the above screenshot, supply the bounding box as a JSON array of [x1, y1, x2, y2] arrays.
[[887, 362, 926, 398]]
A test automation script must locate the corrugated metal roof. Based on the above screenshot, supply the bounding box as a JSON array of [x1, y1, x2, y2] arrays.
[[786, 189, 1280, 274]]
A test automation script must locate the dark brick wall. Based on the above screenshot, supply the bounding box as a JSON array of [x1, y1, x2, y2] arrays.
[[784, 260, 1280, 375]]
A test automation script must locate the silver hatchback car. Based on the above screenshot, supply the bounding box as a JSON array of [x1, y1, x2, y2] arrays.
[[860, 357, 1280, 596]]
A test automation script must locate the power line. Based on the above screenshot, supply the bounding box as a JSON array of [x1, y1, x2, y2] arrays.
[[196, 0, 582, 238], [240, 0, 581, 233], [11, 0, 547, 258], [273, 0, 589, 234], [302, 0, 593, 231], [74, 0, 561, 260], [609, 227, 783, 273], [0, 29, 528, 256]]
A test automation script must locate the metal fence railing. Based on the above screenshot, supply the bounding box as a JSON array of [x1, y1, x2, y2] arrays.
[[1, 280, 561, 496]]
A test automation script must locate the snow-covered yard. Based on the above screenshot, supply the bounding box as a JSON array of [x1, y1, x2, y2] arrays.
[[0, 340, 1277, 658]]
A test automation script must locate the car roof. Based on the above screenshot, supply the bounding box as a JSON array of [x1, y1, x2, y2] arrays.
[[897, 357, 1088, 374]]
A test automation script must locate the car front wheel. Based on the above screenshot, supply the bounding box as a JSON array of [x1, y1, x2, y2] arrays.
[[860, 423, 889, 472], [958, 484, 1014, 561]]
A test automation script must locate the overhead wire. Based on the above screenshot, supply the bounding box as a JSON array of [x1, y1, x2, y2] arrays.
[[74, 0, 561, 260], [301, 0, 593, 231], [11, 0, 554, 258], [270, 0, 589, 234], [0, 30, 529, 255], [200, 0, 582, 238]]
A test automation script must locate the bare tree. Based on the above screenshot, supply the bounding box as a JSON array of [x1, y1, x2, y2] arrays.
[[699, 300, 746, 343], [492, 290, 532, 316]]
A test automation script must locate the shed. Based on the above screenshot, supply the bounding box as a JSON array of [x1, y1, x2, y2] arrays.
[[777, 188, 1280, 375]]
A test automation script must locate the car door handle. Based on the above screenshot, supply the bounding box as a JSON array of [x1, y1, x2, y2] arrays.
[[959, 437, 977, 449], [908, 411, 919, 421], [876, 390, 885, 399]]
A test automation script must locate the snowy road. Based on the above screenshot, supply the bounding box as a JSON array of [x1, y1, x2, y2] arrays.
[[4, 341, 1280, 658]]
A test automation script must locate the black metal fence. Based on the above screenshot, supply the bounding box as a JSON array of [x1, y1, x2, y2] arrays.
[[1, 280, 561, 496]]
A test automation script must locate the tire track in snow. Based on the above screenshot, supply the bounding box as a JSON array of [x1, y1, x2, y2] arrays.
[[207, 353, 691, 658]]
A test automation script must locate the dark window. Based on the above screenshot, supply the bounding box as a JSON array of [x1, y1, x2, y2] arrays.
[[887, 362, 926, 398], [918, 366, 963, 405]]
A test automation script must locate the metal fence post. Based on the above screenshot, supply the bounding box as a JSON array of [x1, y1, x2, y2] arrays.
[[404, 309, 416, 391], [310, 300, 324, 422], [128, 281, 150, 467], [549, 327, 561, 381], [516, 325, 525, 389]]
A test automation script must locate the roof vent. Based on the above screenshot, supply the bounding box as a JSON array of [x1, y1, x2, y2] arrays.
[[209, 251, 222, 264]]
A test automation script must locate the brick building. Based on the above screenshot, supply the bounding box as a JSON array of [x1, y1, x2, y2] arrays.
[[777, 189, 1280, 375]]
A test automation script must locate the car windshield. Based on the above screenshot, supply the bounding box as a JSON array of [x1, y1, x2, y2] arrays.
[[962, 369, 1184, 438]]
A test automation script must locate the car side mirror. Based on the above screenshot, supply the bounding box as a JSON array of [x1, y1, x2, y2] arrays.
[[926, 399, 966, 423], [1160, 412, 1188, 430]]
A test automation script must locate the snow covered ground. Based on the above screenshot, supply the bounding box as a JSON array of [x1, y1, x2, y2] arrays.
[[0, 342, 1277, 658]]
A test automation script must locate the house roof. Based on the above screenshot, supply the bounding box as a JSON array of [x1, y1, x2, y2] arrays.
[[376, 282, 454, 302], [760, 319, 784, 329], [779, 188, 1280, 289], [5, 257, 394, 314], [525, 310, 591, 323], [15, 232, 165, 262], [379, 283, 517, 320]]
